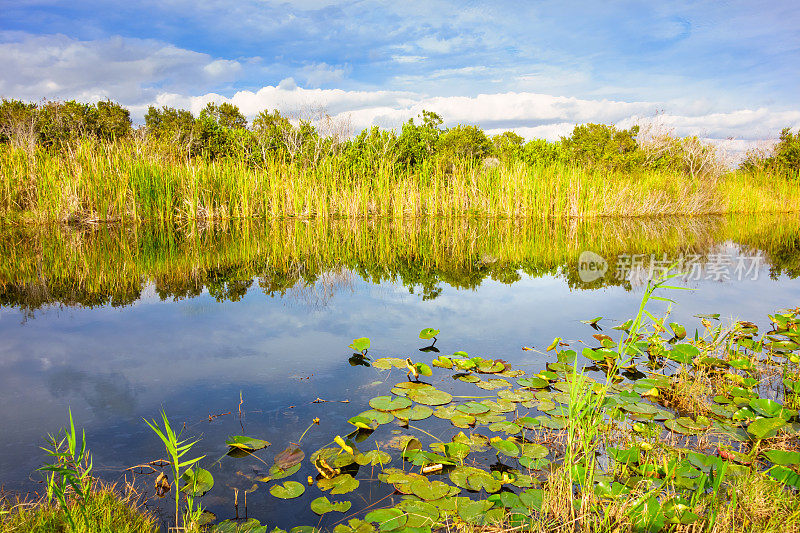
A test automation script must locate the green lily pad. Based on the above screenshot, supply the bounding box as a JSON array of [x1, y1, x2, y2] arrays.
[[456, 402, 490, 415], [270, 481, 305, 499], [310, 496, 352, 515], [419, 328, 440, 340], [517, 377, 549, 389], [393, 405, 434, 421], [349, 337, 371, 352], [348, 416, 379, 430], [318, 474, 360, 495], [763, 449, 800, 465], [364, 508, 407, 532], [397, 500, 439, 527], [369, 396, 413, 411], [212, 518, 270, 532], [450, 413, 476, 428], [226, 436, 270, 452], [333, 519, 375, 533], [490, 437, 520, 457], [410, 478, 451, 501], [355, 450, 391, 466], [181, 467, 214, 496], [475, 378, 511, 390], [373, 358, 407, 370], [748, 417, 787, 440], [749, 398, 792, 419], [406, 388, 453, 406]]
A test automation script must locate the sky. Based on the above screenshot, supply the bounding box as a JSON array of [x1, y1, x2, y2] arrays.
[[1, 0, 799, 151]]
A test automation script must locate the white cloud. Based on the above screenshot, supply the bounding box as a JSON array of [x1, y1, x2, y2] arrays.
[[157, 84, 799, 152], [0, 32, 243, 104], [297, 62, 351, 87]]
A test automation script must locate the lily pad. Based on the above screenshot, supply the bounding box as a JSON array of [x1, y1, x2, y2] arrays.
[[364, 508, 407, 532], [318, 474, 360, 495], [270, 481, 305, 499], [410, 478, 451, 500], [490, 437, 520, 457], [419, 328, 440, 340], [369, 396, 413, 411], [406, 388, 453, 406], [181, 467, 214, 496], [763, 449, 800, 465], [748, 417, 787, 440], [226, 436, 270, 452], [274, 445, 305, 470], [310, 496, 352, 515], [349, 337, 371, 352], [393, 405, 434, 421]]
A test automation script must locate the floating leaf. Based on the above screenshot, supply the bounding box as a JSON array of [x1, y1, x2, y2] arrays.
[[369, 396, 412, 411], [181, 468, 214, 496], [406, 388, 453, 406], [749, 398, 792, 420], [259, 463, 301, 482], [349, 337, 371, 352], [310, 496, 351, 515], [270, 481, 305, 499], [355, 449, 391, 466], [318, 474, 360, 495], [475, 378, 511, 390], [226, 436, 270, 452], [763, 450, 800, 465], [364, 508, 407, 532], [348, 416, 379, 430], [490, 437, 520, 457], [275, 445, 305, 470], [670, 323, 687, 340], [410, 478, 451, 500], [419, 328, 440, 340], [372, 358, 406, 370], [212, 518, 270, 532], [393, 405, 434, 421], [748, 417, 787, 440], [517, 377, 549, 389]]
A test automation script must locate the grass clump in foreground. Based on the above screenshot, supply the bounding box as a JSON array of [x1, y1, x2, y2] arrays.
[[0, 481, 157, 533]]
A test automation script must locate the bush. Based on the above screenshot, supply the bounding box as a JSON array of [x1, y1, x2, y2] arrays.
[[561, 123, 641, 170], [773, 127, 800, 174], [396, 110, 443, 168], [491, 131, 525, 160], [521, 139, 567, 166], [198, 102, 247, 130], [437, 125, 493, 162]]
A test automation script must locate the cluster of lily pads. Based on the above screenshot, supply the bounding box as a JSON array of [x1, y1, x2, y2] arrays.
[[194, 309, 799, 532]]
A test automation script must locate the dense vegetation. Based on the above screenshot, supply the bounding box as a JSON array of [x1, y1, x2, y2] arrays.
[[0, 98, 799, 222]]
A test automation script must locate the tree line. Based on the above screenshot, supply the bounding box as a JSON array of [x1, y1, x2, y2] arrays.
[[0, 98, 797, 178]]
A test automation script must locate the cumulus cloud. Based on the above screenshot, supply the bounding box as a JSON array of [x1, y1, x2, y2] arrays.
[[0, 32, 243, 104], [149, 82, 799, 153]]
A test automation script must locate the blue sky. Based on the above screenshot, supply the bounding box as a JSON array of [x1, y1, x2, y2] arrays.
[[1, 1, 798, 148]]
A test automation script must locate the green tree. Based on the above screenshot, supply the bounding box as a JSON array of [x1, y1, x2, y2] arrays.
[[561, 123, 641, 170], [396, 110, 444, 167], [199, 102, 247, 129], [437, 125, 493, 161]]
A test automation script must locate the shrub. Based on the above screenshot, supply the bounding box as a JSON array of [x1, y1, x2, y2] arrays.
[[561, 123, 641, 170], [198, 102, 247, 130], [491, 131, 525, 160], [396, 110, 443, 168], [436, 124, 493, 162], [521, 138, 567, 166]]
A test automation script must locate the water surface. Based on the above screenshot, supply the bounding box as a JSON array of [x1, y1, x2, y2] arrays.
[[1, 215, 799, 528]]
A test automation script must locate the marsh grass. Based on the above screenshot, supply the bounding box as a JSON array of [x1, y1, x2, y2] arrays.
[[2, 140, 799, 223], [0, 480, 157, 533]]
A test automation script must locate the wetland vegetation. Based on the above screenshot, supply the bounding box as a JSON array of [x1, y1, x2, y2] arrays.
[[1, 99, 799, 223]]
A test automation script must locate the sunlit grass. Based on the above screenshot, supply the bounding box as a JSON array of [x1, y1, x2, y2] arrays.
[[1, 140, 799, 223]]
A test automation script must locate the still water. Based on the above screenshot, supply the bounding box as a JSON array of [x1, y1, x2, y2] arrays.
[[0, 215, 798, 528]]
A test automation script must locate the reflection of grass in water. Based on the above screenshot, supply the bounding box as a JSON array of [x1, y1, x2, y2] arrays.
[[0, 215, 799, 311]]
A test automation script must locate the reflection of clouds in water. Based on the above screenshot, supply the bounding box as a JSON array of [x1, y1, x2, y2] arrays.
[[45, 367, 139, 417]]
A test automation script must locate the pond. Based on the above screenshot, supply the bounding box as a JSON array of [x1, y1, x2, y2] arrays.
[[0, 215, 799, 529]]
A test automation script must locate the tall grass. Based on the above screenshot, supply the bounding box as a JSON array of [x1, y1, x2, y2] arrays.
[[2, 139, 799, 223]]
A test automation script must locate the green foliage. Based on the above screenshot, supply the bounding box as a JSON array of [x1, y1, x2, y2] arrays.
[[396, 110, 444, 168], [144, 409, 206, 529], [199, 102, 248, 130], [491, 131, 525, 160], [436, 125, 492, 162], [0, 484, 158, 532], [561, 123, 641, 170], [773, 127, 800, 173], [37, 409, 93, 531], [521, 138, 567, 166]]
